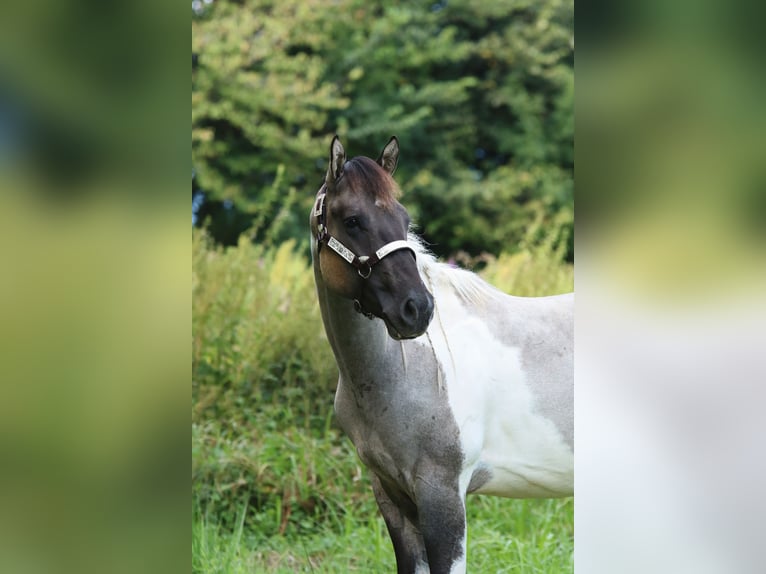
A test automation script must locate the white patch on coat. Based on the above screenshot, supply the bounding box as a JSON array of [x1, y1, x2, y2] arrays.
[[414, 256, 574, 499]]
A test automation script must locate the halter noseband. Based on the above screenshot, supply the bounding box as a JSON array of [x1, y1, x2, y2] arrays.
[[313, 189, 415, 280]]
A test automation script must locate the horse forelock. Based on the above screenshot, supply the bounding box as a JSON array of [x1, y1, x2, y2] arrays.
[[340, 157, 401, 210]]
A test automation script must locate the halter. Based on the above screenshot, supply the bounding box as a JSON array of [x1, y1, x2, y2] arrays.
[[313, 188, 415, 280]]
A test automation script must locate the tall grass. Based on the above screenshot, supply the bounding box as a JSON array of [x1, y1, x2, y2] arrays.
[[192, 225, 573, 572], [480, 211, 574, 296]]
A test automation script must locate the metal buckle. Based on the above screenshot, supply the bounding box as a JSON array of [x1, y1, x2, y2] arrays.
[[312, 193, 325, 217]]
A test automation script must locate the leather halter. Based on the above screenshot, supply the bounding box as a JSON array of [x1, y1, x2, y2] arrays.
[[313, 187, 415, 280]]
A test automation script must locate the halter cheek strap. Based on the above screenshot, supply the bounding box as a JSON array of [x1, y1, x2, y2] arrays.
[[313, 191, 415, 279]]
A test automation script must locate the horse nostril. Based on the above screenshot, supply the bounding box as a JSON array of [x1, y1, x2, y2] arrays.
[[402, 298, 419, 323]]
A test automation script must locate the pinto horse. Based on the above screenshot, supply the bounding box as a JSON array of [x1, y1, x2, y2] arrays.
[[310, 136, 573, 573]]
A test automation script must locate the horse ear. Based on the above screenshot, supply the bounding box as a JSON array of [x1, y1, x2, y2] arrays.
[[377, 136, 399, 175], [326, 135, 346, 186]]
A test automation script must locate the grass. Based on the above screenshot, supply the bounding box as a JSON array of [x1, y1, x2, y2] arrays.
[[193, 496, 573, 573], [192, 227, 574, 573]]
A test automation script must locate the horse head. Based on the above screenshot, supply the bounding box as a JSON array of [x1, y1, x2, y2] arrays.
[[312, 136, 434, 340]]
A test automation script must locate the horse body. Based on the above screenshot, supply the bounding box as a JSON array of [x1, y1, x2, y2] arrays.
[[420, 265, 574, 499], [311, 137, 573, 573]]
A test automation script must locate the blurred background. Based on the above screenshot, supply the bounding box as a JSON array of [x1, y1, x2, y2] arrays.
[[0, 2, 188, 574], [576, 1, 766, 573]]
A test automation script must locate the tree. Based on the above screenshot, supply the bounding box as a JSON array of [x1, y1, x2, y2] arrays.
[[192, 0, 574, 260], [193, 0, 348, 245]]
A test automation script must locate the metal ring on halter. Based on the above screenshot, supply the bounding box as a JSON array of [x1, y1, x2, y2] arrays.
[[357, 260, 372, 279], [314, 190, 415, 281]]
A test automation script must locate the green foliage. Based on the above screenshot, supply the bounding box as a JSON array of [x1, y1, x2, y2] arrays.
[[192, 229, 573, 571], [192, 230, 335, 429], [192, 227, 363, 530], [192, 1, 348, 245], [481, 209, 574, 296], [192, 0, 573, 260]]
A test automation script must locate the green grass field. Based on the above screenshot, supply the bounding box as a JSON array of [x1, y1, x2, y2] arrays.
[[192, 228, 573, 573], [193, 495, 573, 573]]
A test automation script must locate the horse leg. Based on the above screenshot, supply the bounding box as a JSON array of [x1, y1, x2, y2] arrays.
[[371, 474, 429, 574], [415, 477, 467, 574]]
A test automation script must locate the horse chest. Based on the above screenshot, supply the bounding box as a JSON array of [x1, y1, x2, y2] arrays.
[[334, 373, 464, 489]]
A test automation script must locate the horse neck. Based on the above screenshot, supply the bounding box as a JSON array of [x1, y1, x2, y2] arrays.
[[312, 262, 396, 380]]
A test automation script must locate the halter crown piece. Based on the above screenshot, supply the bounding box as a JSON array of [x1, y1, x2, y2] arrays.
[[313, 187, 415, 280]]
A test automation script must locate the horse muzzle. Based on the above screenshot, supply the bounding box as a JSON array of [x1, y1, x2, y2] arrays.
[[381, 289, 435, 340]]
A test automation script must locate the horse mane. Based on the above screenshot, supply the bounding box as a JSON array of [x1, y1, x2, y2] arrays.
[[407, 232, 504, 306], [341, 157, 401, 210]]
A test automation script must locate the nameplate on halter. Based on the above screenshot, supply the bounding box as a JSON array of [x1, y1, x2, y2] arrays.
[[327, 236, 356, 264]]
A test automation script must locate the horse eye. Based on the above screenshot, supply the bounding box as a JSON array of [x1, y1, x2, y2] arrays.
[[344, 217, 360, 230]]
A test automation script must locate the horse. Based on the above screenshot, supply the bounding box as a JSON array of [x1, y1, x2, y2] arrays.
[[310, 136, 573, 574]]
